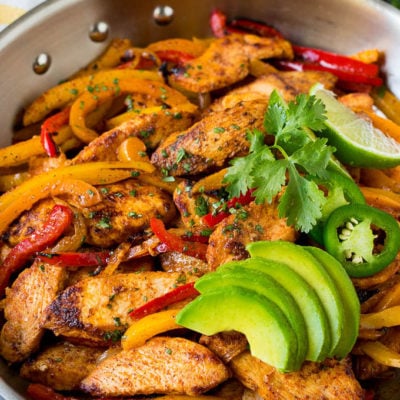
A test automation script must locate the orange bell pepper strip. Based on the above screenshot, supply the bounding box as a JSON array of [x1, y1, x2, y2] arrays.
[[0, 161, 154, 235], [23, 69, 162, 126], [0, 204, 73, 296], [122, 309, 182, 350]]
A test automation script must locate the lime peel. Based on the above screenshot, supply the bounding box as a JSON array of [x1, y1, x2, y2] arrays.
[[311, 84, 400, 168]]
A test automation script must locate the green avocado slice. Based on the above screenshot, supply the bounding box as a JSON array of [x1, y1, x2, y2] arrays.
[[176, 286, 299, 372], [218, 257, 331, 362], [195, 268, 307, 369], [303, 246, 360, 358], [246, 241, 344, 358]]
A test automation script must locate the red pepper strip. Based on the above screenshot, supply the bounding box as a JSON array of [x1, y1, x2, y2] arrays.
[[27, 383, 78, 400], [293, 45, 379, 78], [129, 281, 199, 320], [155, 49, 195, 65], [0, 204, 73, 296], [275, 60, 383, 86], [203, 189, 256, 227], [209, 8, 228, 37], [40, 107, 70, 157], [229, 18, 283, 38], [150, 218, 208, 260], [36, 251, 110, 267]]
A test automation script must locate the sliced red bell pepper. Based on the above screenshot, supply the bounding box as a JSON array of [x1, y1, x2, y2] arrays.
[[27, 384, 78, 400], [229, 18, 283, 38], [209, 8, 228, 37], [40, 107, 70, 157], [150, 218, 208, 260], [129, 281, 199, 320], [293, 45, 379, 78], [154, 49, 195, 65], [0, 204, 73, 296], [203, 189, 255, 227], [36, 251, 110, 267], [275, 60, 383, 86]]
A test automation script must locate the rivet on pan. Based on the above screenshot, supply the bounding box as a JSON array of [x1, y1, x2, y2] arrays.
[[32, 53, 51, 75], [153, 5, 174, 25], [89, 21, 109, 42]]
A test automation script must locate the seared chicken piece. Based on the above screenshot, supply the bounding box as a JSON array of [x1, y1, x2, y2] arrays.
[[81, 179, 176, 247], [231, 351, 364, 399], [207, 200, 297, 270], [160, 251, 209, 277], [20, 341, 104, 391], [200, 331, 248, 363], [42, 271, 195, 344], [355, 327, 400, 380], [73, 104, 198, 163], [0, 261, 67, 363], [226, 71, 337, 102], [173, 180, 220, 228], [151, 99, 268, 176], [169, 34, 293, 93], [80, 336, 230, 397], [6, 179, 176, 248]]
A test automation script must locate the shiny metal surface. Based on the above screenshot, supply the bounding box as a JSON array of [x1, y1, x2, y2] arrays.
[[0, 0, 400, 398]]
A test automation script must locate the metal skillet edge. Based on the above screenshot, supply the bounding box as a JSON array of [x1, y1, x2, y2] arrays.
[[1, 0, 400, 398]]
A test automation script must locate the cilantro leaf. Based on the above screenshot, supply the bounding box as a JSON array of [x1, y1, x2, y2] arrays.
[[224, 89, 332, 233], [278, 165, 326, 233], [252, 159, 288, 204], [290, 137, 334, 177]]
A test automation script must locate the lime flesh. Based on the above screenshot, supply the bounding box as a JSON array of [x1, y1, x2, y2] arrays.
[[312, 85, 400, 168]]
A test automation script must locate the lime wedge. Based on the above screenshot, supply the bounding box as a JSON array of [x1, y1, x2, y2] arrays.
[[311, 84, 400, 168]]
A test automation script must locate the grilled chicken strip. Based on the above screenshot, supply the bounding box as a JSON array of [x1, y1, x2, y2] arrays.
[[151, 99, 268, 176], [42, 271, 195, 344], [207, 200, 297, 270], [0, 261, 67, 363], [20, 342, 103, 391], [6, 179, 176, 248], [231, 351, 364, 400], [80, 336, 230, 397], [169, 34, 293, 93], [225, 71, 337, 102], [73, 104, 198, 163], [200, 331, 248, 363]]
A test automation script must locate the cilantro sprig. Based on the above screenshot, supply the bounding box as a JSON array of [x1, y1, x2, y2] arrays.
[[224, 90, 335, 233]]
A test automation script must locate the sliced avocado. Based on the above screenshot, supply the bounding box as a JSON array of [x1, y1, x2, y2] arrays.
[[176, 286, 299, 372], [195, 268, 307, 369], [247, 241, 344, 357], [219, 257, 331, 362], [304, 246, 360, 358]]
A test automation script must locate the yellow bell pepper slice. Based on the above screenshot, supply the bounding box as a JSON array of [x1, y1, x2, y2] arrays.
[[122, 309, 181, 350], [0, 161, 154, 234], [107, 106, 164, 129], [358, 341, 400, 368], [23, 69, 163, 126], [372, 86, 400, 126], [191, 168, 228, 194], [360, 305, 400, 329], [69, 78, 192, 143]]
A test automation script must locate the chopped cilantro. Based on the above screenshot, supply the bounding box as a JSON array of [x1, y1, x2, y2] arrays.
[[224, 90, 333, 233]]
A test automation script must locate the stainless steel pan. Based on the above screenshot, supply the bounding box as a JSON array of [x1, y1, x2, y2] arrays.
[[1, 0, 400, 398]]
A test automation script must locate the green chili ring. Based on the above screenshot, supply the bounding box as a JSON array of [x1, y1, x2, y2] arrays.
[[323, 203, 400, 278]]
